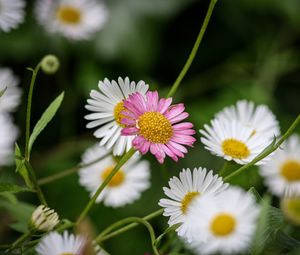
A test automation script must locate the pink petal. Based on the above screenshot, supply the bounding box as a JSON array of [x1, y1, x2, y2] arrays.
[[121, 127, 139, 136], [121, 118, 136, 125], [158, 98, 172, 114], [165, 104, 185, 119], [146, 91, 159, 111], [166, 142, 185, 158], [171, 134, 196, 146], [172, 122, 194, 130], [162, 144, 178, 162], [169, 112, 189, 124], [173, 129, 196, 135]]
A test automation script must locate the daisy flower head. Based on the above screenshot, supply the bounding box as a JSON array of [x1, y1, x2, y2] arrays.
[[200, 116, 272, 165], [188, 186, 260, 255], [0, 67, 22, 113], [78, 144, 150, 207], [281, 196, 300, 226], [259, 134, 300, 197], [216, 100, 280, 139], [158, 167, 228, 242], [35, 0, 108, 40], [30, 205, 59, 232], [0, 114, 18, 166], [121, 91, 196, 163], [36, 231, 86, 255], [0, 0, 25, 32], [85, 77, 149, 156]]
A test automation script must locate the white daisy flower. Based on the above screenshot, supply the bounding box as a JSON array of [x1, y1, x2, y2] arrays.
[[78, 144, 150, 207], [259, 134, 300, 197], [85, 77, 149, 156], [215, 100, 280, 139], [158, 167, 228, 242], [36, 231, 86, 255], [188, 186, 260, 255], [35, 0, 108, 40], [0, 67, 22, 113], [281, 196, 300, 226], [200, 117, 272, 165], [0, 114, 18, 166], [0, 0, 25, 32]]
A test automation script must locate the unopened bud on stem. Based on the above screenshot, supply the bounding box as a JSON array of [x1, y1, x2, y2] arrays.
[[29, 205, 59, 232], [40, 55, 60, 74]]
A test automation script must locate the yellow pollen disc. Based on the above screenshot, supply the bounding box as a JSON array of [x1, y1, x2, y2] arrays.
[[101, 166, 125, 187], [57, 5, 81, 24], [181, 192, 200, 214], [222, 139, 250, 159], [138, 112, 173, 144], [280, 160, 300, 182], [210, 213, 236, 236], [114, 101, 126, 127], [281, 198, 300, 225]]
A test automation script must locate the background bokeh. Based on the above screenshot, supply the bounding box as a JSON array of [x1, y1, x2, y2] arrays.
[[1, 0, 300, 254]]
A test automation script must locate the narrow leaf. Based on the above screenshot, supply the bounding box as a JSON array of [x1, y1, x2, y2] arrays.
[[0, 183, 32, 193], [15, 143, 34, 189], [28, 91, 64, 154]]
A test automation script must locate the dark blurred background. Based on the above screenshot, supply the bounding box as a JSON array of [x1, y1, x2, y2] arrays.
[[0, 0, 300, 254]]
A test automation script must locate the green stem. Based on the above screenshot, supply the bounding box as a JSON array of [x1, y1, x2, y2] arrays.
[[99, 217, 159, 255], [38, 152, 110, 185], [96, 209, 163, 242], [154, 224, 180, 247], [10, 231, 32, 251], [24, 160, 48, 205], [25, 64, 41, 160], [167, 0, 218, 98], [224, 115, 300, 181], [76, 148, 136, 225]]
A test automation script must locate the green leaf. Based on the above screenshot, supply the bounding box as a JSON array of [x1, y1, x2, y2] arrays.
[[251, 195, 285, 255], [15, 143, 34, 189], [28, 91, 64, 154], [0, 87, 7, 97], [0, 199, 35, 233], [0, 183, 32, 193], [248, 186, 263, 201], [0, 192, 18, 203]]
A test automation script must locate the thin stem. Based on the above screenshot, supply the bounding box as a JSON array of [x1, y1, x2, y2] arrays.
[[167, 0, 218, 98], [24, 160, 48, 205], [76, 148, 136, 225], [25, 64, 41, 160], [96, 209, 164, 242], [38, 152, 110, 185], [154, 224, 180, 247], [99, 217, 159, 255], [224, 115, 300, 181], [10, 231, 32, 251]]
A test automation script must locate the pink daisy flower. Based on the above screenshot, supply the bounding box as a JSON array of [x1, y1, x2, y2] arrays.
[[120, 91, 196, 163]]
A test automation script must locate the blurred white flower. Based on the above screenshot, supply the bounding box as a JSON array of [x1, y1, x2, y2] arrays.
[[200, 117, 272, 165], [36, 231, 86, 255], [215, 100, 280, 139], [158, 167, 228, 242], [35, 0, 108, 40], [0, 0, 25, 32], [188, 187, 260, 255], [281, 196, 300, 226], [0, 67, 22, 113], [260, 134, 300, 197], [78, 144, 150, 207], [85, 77, 149, 156], [0, 114, 18, 166], [30, 205, 59, 232]]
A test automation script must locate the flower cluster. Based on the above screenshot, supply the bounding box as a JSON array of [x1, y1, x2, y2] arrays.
[[159, 168, 260, 254]]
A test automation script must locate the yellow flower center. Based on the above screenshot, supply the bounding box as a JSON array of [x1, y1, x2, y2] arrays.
[[138, 112, 173, 144], [57, 5, 81, 24], [222, 139, 250, 159], [101, 166, 125, 187], [281, 198, 300, 225], [181, 192, 200, 214], [210, 213, 236, 236], [114, 101, 126, 127], [280, 160, 300, 182]]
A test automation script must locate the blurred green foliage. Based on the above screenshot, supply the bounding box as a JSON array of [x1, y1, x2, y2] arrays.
[[1, 0, 300, 254]]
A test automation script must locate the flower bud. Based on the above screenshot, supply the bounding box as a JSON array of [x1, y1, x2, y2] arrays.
[[29, 205, 59, 232], [40, 55, 60, 74]]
